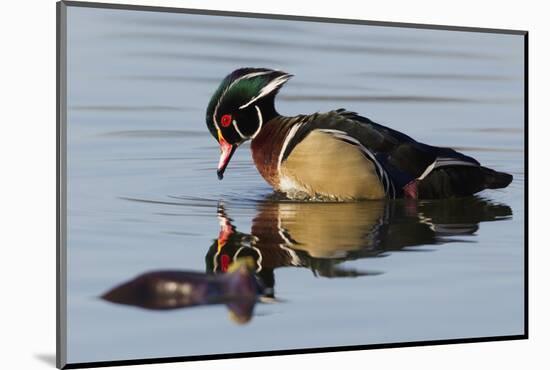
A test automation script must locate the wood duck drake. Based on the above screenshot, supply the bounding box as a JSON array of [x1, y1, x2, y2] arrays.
[[206, 68, 513, 200]]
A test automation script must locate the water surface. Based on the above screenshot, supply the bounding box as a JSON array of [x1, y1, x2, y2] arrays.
[[66, 6, 525, 363]]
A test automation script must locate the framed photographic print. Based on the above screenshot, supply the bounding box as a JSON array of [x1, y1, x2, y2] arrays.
[[57, 1, 527, 368]]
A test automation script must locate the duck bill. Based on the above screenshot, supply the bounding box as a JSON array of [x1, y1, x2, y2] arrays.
[[217, 134, 237, 180]]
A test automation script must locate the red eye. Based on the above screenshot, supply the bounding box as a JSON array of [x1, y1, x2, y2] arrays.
[[220, 114, 232, 127]]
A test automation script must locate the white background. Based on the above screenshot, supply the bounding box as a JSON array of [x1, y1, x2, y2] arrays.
[[1, 0, 546, 369]]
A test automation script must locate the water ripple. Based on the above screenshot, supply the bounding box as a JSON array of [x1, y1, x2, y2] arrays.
[[70, 105, 187, 112], [123, 51, 288, 65], [99, 130, 209, 138], [106, 32, 502, 60], [279, 95, 521, 104], [358, 72, 520, 81]]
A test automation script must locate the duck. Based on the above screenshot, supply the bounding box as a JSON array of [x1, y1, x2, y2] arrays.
[[205, 67, 513, 200]]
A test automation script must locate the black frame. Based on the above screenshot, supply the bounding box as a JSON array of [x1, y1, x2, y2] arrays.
[[56, 1, 529, 368]]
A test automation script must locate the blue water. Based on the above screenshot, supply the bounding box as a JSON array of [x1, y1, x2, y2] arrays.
[[65, 5, 524, 364]]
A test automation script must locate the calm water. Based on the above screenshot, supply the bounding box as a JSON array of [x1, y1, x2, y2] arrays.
[[65, 6, 525, 364]]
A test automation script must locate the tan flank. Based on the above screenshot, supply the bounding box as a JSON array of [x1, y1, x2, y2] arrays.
[[276, 201, 385, 258], [280, 130, 385, 200]]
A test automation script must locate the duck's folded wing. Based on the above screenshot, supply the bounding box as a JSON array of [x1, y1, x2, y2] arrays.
[[281, 110, 480, 197]]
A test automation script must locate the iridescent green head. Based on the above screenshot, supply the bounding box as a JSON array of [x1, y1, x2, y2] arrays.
[[205, 68, 292, 179]]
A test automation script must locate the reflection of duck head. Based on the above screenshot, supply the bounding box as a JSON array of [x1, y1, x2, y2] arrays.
[[206, 197, 512, 297]]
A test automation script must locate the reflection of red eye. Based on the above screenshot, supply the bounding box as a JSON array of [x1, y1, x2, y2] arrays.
[[221, 254, 230, 272], [220, 114, 232, 127]]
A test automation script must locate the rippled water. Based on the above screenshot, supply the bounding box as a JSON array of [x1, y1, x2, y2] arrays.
[[65, 5, 525, 364]]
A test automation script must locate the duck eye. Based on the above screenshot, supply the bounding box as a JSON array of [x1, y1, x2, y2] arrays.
[[220, 114, 232, 127]]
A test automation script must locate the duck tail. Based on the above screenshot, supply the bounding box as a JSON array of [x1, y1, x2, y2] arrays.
[[481, 167, 513, 189]]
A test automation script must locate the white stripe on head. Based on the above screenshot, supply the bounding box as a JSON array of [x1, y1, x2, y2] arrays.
[[212, 117, 221, 133], [232, 119, 247, 140], [239, 73, 292, 109], [230, 105, 264, 141], [213, 70, 273, 129], [250, 105, 263, 139]]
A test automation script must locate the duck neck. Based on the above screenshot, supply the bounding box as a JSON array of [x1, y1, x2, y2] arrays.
[[256, 95, 280, 124]]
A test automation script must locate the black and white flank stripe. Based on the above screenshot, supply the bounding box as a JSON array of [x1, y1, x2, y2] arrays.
[[317, 129, 397, 199]]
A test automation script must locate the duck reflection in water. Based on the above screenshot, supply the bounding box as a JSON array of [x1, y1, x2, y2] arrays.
[[206, 196, 512, 300], [102, 196, 511, 324]]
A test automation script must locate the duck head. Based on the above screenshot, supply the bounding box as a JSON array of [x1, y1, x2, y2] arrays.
[[206, 68, 292, 179]]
